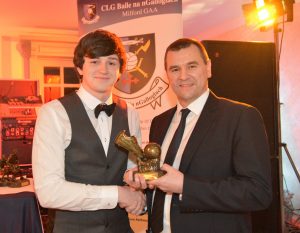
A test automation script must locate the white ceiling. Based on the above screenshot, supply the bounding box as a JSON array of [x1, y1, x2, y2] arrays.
[[0, 0, 78, 30], [0, 0, 298, 36], [0, 0, 250, 33]]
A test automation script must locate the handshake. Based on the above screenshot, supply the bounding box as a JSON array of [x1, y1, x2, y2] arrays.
[[116, 130, 186, 214]]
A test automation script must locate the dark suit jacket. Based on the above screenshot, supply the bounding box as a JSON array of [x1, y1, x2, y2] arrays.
[[148, 91, 272, 233]]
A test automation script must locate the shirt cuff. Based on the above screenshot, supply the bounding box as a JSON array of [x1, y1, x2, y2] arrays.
[[99, 185, 118, 209]]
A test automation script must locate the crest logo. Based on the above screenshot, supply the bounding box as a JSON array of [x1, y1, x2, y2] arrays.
[[81, 4, 100, 24], [115, 34, 156, 94], [114, 33, 169, 110]]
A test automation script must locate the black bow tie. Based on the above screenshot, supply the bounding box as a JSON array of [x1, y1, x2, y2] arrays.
[[94, 103, 116, 118]]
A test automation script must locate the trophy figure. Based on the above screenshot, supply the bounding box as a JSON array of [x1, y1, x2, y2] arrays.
[[0, 152, 30, 188], [115, 130, 165, 181], [0, 158, 8, 187]]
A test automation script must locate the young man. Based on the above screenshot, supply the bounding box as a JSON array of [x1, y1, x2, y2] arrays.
[[32, 29, 145, 233], [125, 38, 272, 233]]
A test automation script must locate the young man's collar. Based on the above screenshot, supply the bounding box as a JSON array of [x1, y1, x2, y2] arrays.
[[77, 85, 113, 110]]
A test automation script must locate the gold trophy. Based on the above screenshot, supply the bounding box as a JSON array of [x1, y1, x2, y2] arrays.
[[115, 130, 165, 181], [0, 152, 30, 188]]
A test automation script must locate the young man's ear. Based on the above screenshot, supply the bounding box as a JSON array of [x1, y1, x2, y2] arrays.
[[76, 67, 83, 76], [206, 59, 212, 79], [75, 67, 83, 82]]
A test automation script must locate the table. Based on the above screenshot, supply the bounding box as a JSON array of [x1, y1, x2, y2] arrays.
[[0, 179, 43, 233]]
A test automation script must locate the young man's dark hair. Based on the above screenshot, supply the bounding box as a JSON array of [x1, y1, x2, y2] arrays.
[[73, 29, 127, 73]]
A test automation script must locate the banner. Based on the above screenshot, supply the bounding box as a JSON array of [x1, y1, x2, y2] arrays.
[[77, 1, 182, 231]]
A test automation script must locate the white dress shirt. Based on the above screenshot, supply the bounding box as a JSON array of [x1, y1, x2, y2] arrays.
[[32, 86, 141, 211], [160, 89, 209, 233]]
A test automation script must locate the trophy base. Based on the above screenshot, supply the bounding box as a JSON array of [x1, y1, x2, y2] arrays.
[[135, 170, 166, 181], [8, 178, 30, 188], [0, 179, 8, 187]]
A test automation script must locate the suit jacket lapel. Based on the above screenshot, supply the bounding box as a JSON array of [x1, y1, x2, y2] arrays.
[[179, 92, 219, 172], [155, 107, 177, 146]]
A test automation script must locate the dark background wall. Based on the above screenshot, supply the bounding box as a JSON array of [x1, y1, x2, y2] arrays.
[[203, 40, 281, 233]]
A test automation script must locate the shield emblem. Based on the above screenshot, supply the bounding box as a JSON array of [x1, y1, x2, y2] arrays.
[[83, 4, 97, 21], [115, 33, 156, 94]]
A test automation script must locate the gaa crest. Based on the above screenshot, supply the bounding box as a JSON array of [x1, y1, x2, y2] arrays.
[[115, 34, 156, 94], [114, 33, 169, 110]]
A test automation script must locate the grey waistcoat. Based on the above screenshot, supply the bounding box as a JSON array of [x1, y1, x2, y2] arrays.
[[49, 92, 132, 233]]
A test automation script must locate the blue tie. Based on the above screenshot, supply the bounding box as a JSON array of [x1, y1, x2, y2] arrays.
[[150, 108, 191, 233]]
